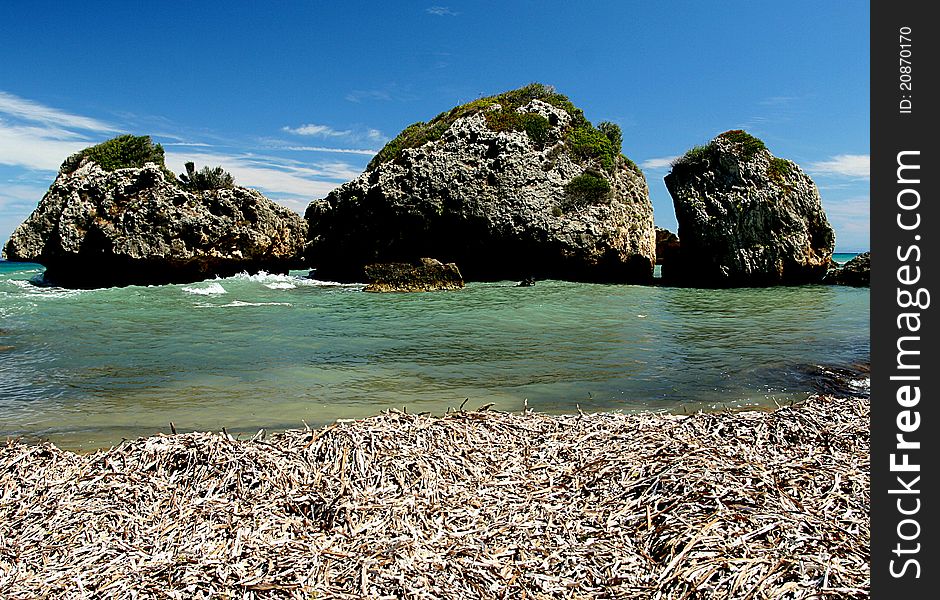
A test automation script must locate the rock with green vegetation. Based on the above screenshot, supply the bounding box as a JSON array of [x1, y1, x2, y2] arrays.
[[3, 139, 307, 288], [306, 83, 654, 283], [363, 258, 464, 292], [663, 130, 834, 286], [824, 252, 870, 287]]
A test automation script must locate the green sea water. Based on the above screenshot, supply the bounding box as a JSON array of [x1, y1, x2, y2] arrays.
[[1, 258, 869, 450]]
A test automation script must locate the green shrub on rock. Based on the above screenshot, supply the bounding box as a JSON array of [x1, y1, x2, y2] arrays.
[[563, 172, 611, 209], [178, 162, 236, 191], [61, 135, 169, 175], [598, 121, 622, 151], [367, 83, 634, 174], [672, 130, 778, 178], [484, 110, 552, 146], [566, 127, 618, 172]]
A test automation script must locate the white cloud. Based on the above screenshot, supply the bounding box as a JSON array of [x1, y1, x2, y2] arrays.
[[282, 145, 378, 156], [0, 91, 116, 132], [640, 156, 682, 171], [808, 154, 870, 179], [0, 183, 46, 211], [0, 91, 118, 171], [162, 141, 214, 148], [166, 150, 360, 201], [426, 6, 458, 16], [822, 196, 870, 250], [0, 123, 97, 170], [281, 123, 386, 146], [282, 123, 351, 137]]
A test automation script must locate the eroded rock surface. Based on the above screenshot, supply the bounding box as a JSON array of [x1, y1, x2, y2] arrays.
[[4, 161, 307, 288], [363, 258, 464, 292], [664, 130, 834, 286], [306, 85, 655, 283]]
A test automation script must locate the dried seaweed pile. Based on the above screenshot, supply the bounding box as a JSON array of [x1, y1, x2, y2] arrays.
[[0, 394, 869, 598]]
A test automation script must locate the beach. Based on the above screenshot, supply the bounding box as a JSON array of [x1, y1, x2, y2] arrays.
[[0, 392, 869, 598]]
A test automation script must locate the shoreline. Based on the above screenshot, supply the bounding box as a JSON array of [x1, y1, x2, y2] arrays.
[[0, 393, 869, 598]]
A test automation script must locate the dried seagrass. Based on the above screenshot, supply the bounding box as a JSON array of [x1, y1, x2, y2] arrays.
[[0, 394, 869, 598]]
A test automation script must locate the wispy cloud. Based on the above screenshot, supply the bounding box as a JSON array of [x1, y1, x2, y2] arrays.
[[165, 150, 361, 205], [426, 6, 459, 16], [281, 123, 387, 147], [822, 195, 870, 249], [282, 123, 352, 137], [162, 141, 214, 148], [280, 145, 378, 156], [345, 83, 416, 104], [808, 154, 870, 179], [0, 91, 117, 171], [0, 123, 101, 171], [0, 91, 366, 235], [0, 91, 116, 133], [640, 156, 681, 171]]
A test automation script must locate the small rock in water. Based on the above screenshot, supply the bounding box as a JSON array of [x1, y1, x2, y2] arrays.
[[824, 252, 870, 287], [363, 258, 464, 292]]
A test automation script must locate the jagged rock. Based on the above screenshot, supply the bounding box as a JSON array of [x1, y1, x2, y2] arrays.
[[363, 258, 464, 292], [305, 84, 655, 283], [663, 130, 834, 286], [825, 252, 870, 287], [3, 160, 307, 288], [655, 227, 680, 266]]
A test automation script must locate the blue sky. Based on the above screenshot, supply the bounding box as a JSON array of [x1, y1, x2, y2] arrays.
[[0, 1, 869, 251]]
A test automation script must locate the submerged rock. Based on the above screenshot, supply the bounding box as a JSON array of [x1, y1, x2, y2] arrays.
[[3, 156, 307, 288], [363, 258, 464, 292], [306, 84, 655, 283], [825, 252, 870, 287], [663, 130, 834, 286]]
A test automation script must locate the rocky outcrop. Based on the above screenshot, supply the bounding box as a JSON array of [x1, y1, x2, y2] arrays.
[[663, 130, 834, 286], [825, 252, 870, 287], [655, 227, 680, 266], [305, 84, 655, 283], [363, 258, 464, 292], [3, 160, 307, 288]]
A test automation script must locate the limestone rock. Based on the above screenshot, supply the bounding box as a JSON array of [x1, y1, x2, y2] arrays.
[[655, 227, 680, 266], [825, 252, 870, 287], [663, 130, 834, 286], [363, 258, 464, 292], [3, 160, 307, 288], [306, 84, 655, 283]]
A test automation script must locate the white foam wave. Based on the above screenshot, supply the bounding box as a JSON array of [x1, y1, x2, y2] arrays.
[[195, 300, 292, 308], [303, 278, 364, 288], [848, 377, 871, 392], [182, 282, 227, 296], [4, 278, 84, 299], [264, 281, 296, 290]]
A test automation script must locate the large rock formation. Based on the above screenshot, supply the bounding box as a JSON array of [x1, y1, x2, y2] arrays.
[[305, 84, 655, 283], [663, 130, 834, 286], [364, 258, 464, 292], [4, 157, 307, 288], [824, 252, 870, 287]]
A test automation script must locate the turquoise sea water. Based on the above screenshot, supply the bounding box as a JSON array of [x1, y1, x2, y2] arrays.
[[1, 257, 869, 450]]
